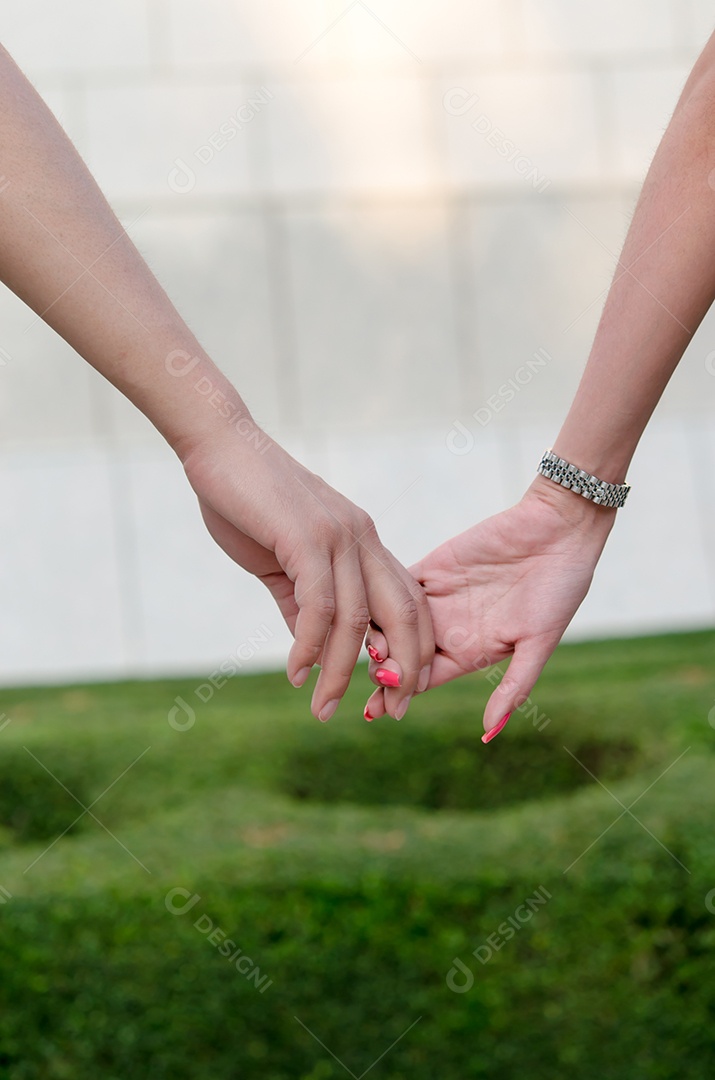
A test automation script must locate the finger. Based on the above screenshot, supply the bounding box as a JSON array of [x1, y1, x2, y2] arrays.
[[368, 642, 433, 694], [372, 661, 407, 715], [482, 639, 556, 743], [363, 687, 387, 722], [367, 592, 432, 693], [365, 626, 388, 665], [369, 635, 436, 695], [367, 657, 403, 689], [412, 575, 435, 686], [260, 572, 299, 638], [361, 550, 433, 719], [399, 566, 436, 691], [310, 554, 370, 722], [286, 554, 336, 690]]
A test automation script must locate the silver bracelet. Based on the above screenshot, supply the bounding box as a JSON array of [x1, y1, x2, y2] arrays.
[[537, 449, 630, 508]]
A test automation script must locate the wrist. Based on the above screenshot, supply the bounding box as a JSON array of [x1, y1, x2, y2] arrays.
[[159, 354, 267, 466], [524, 474, 617, 535], [549, 428, 634, 487]]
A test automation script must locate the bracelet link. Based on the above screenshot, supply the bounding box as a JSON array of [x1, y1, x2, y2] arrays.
[[537, 449, 630, 509]]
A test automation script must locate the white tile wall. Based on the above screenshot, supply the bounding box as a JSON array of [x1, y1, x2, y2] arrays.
[[161, 0, 506, 72], [0, 0, 150, 75], [574, 418, 715, 636], [439, 68, 604, 189], [84, 80, 257, 200], [0, 289, 97, 449], [118, 446, 293, 674], [461, 194, 631, 426], [687, 415, 715, 591], [161, 0, 270, 72], [2, 418, 714, 686], [607, 62, 691, 182], [519, 0, 676, 57], [657, 299, 715, 417], [263, 75, 440, 194], [161, 0, 337, 72], [324, 426, 509, 569], [0, 449, 127, 683], [119, 211, 283, 434], [282, 201, 461, 433], [684, 2, 715, 51], [0, 1, 713, 685], [296, 0, 508, 67]]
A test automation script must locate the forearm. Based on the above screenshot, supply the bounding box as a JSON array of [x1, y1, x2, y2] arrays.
[[0, 44, 251, 459], [551, 33, 715, 483]]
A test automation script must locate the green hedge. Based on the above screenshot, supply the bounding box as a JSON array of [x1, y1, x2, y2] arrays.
[[281, 727, 642, 810], [0, 630, 714, 1077], [0, 746, 90, 843], [2, 837, 715, 1080]]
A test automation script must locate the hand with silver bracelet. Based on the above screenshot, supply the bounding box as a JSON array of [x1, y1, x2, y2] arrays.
[[364, 473, 616, 737], [365, 29, 715, 737]]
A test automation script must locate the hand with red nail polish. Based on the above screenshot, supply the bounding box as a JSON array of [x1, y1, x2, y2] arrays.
[[375, 667, 401, 688], [364, 480, 614, 736], [366, 35, 715, 732], [365, 623, 423, 721]]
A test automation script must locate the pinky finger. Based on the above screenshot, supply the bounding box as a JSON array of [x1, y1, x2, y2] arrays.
[[482, 640, 556, 742], [363, 687, 386, 722], [365, 625, 389, 665]]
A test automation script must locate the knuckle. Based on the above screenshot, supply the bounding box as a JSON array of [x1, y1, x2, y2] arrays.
[[356, 511, 377, 538], [343, 604, 371, 637], [308, 593, 337, 623], [314, 519, 340, 549], [394, 597, 420, 629]]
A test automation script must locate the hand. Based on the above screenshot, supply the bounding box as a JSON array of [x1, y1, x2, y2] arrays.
[[182, 426, 434, 722], [364, 477, 616, 738]]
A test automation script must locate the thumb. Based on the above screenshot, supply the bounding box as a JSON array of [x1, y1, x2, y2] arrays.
[[482, 638, 556, 744]]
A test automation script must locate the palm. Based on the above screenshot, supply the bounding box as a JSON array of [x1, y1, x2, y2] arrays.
[[411, 495, 610, 690]]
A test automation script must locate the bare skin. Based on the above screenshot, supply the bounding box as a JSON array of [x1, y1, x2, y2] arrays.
[[0, 44, 433, 720], [367, 31, 715, 734]]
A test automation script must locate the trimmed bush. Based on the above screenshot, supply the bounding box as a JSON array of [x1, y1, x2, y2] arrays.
[[282, 728, 642, 810], [1, 868, 715, 1079], [0, 747, 90, 843], [0, 629, 714, 1077]]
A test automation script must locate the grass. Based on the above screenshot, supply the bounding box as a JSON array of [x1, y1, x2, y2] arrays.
[[0, 628, 714, 1078]]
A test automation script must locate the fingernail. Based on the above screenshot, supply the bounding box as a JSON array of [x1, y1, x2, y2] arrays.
[[481, 712, 511, 745], [376, 668, 401, 688], [292, 666, 311, 688], [367, 645, 384, 663], [395, 695, 412, 721], [417, 665, 430, 693], [363, 705, 374, 722], [319, 699, 339, 723]]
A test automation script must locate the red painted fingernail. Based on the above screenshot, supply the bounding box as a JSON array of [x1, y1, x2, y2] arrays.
[[363, 706, 373, 722], [376, 668, 401, 688], [367, 645, 384, 663], [481, 712, 511, 745]]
